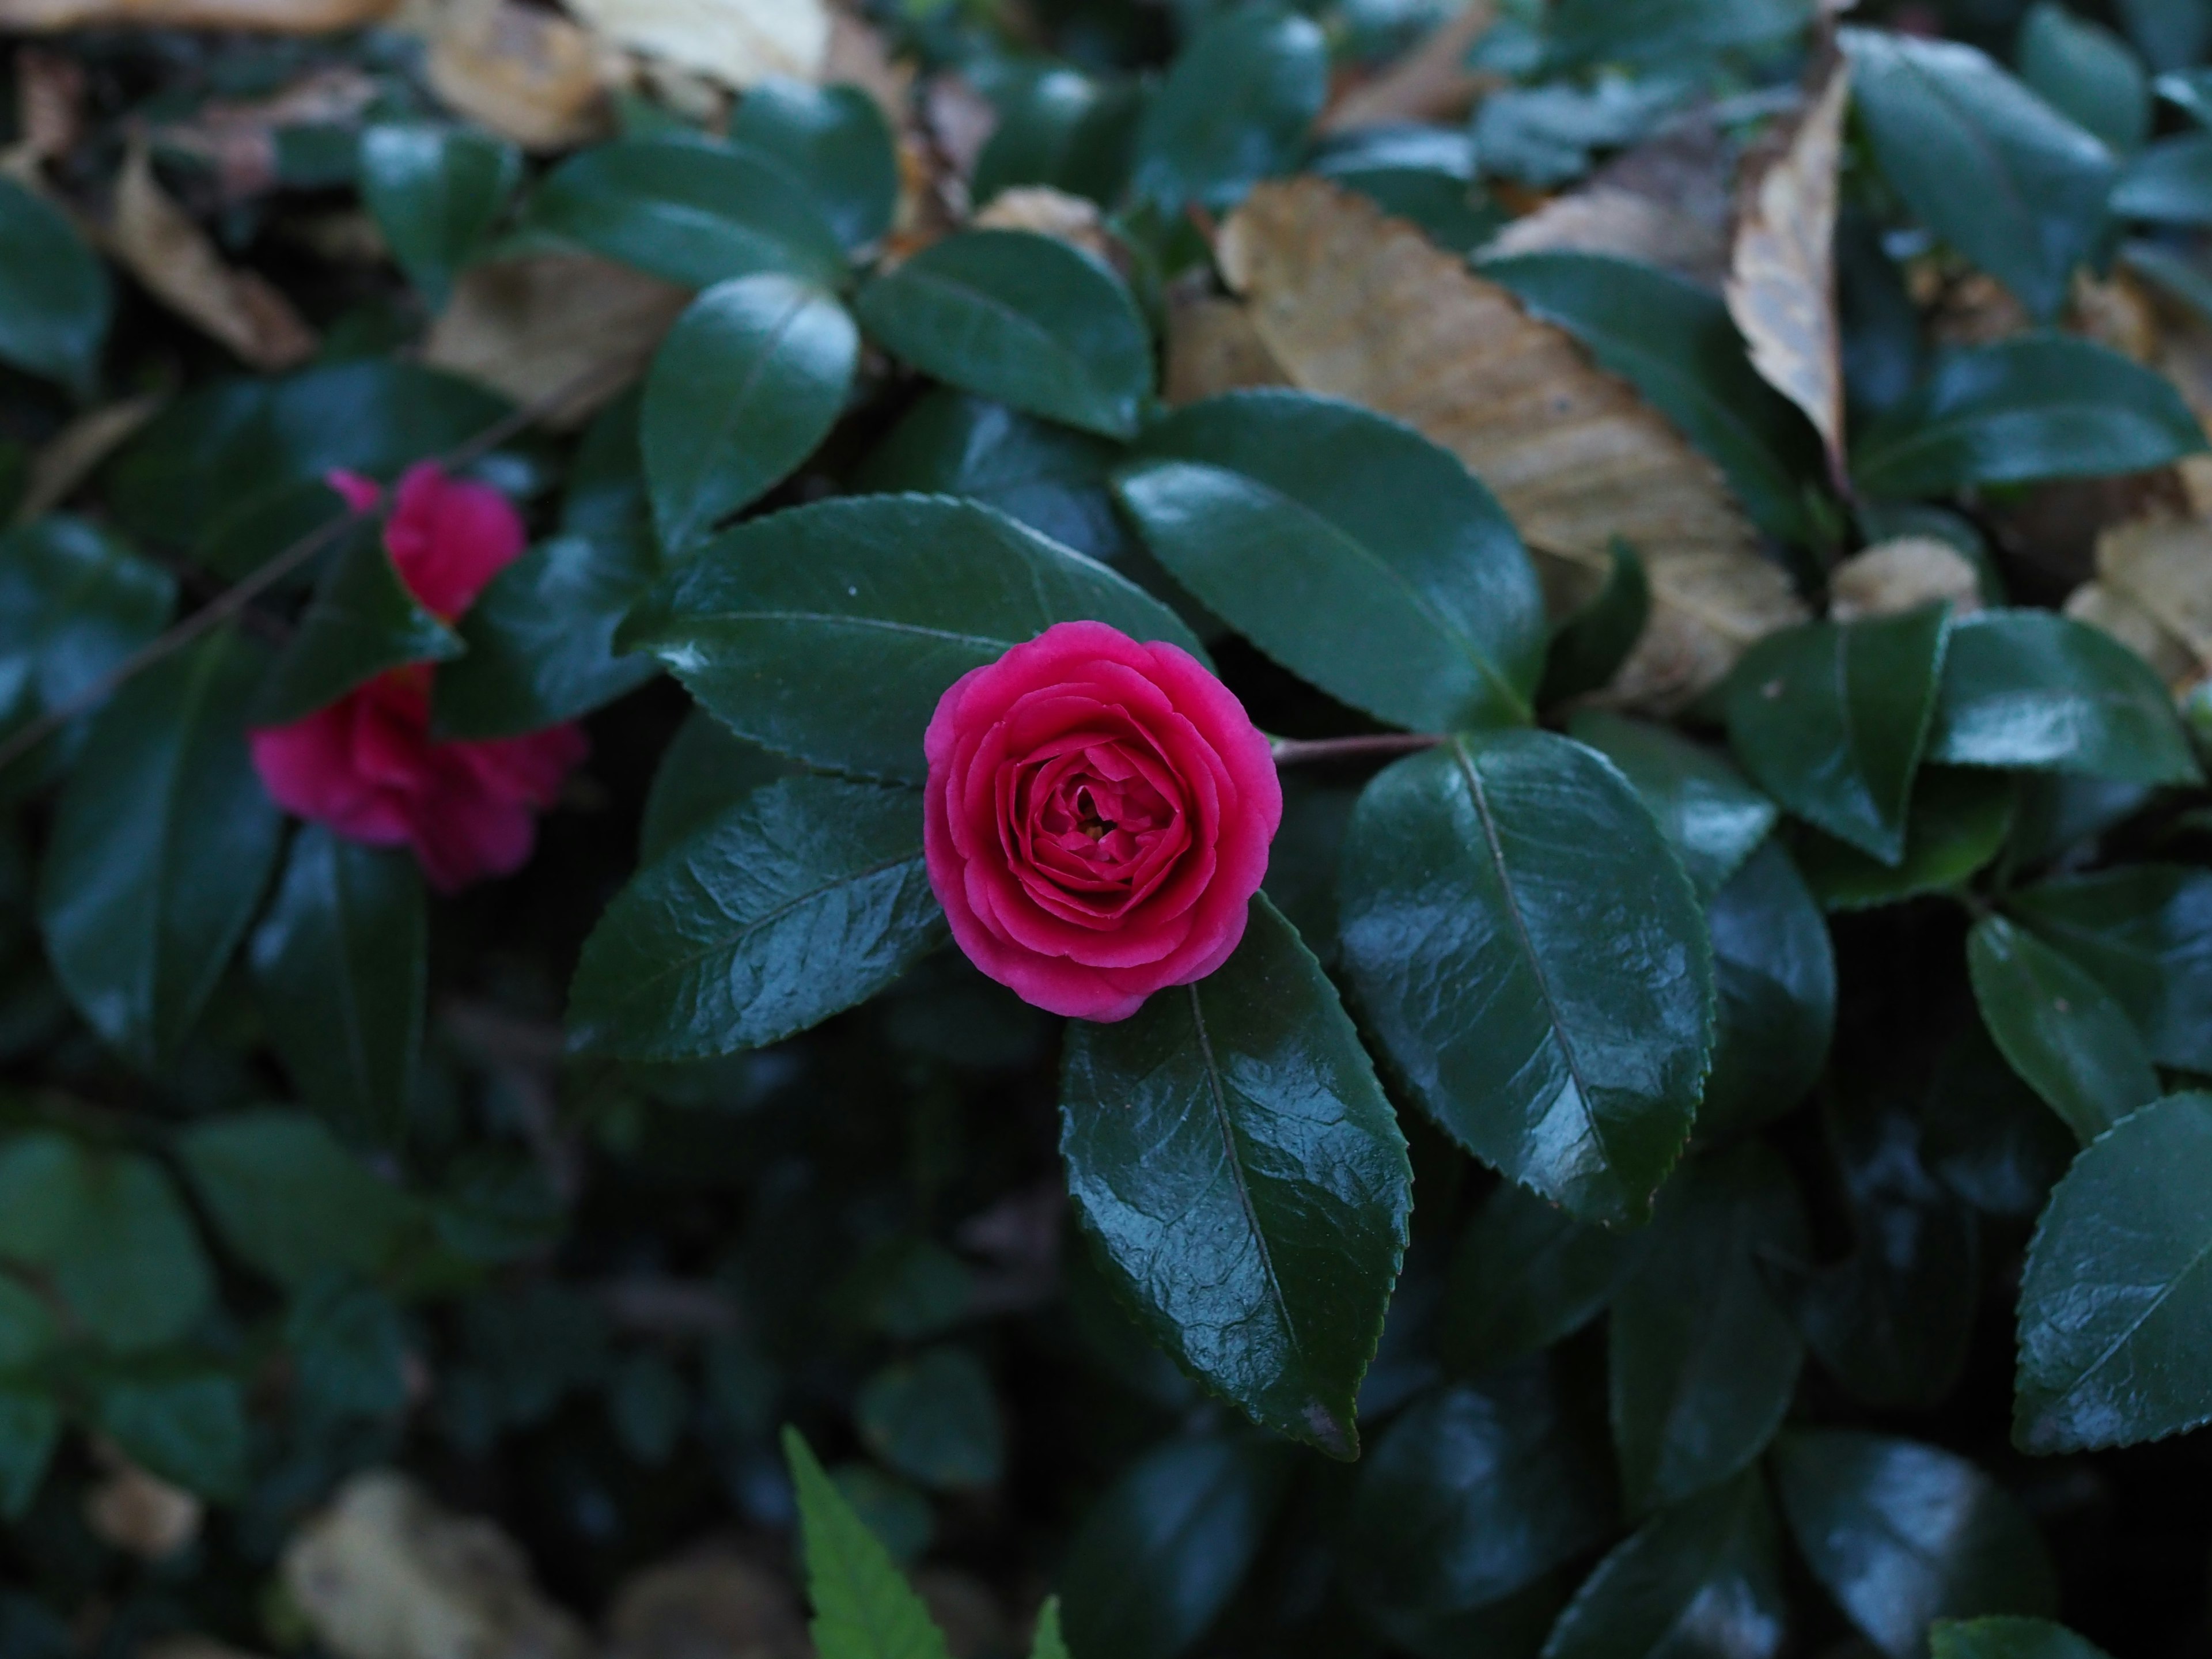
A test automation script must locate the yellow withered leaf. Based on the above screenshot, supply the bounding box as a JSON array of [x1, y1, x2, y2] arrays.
[[1216, 176, 1806, 711]]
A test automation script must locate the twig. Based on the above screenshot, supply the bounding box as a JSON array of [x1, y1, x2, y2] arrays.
[[0, 355, 628, 779], [1269, 732, 1444, 766]]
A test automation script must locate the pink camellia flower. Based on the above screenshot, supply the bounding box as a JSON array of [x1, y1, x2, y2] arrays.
[[250, 463, 588, 894], [922, 620, 1282, 1022]]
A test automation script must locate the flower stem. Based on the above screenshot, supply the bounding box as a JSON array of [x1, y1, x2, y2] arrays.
[[1268, 733, 1444, 766]]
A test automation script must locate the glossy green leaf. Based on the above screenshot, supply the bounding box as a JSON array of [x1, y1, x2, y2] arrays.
[[0, 516, 175, 770], [94, 1372, 246, 1500], [178, 1110, 415, 1288], [1927, 610, 2200, 783], [1539, 1472, 1786, 1659], [1853, 339, 2205, 497], [1440, 1180, 1641, 1376], [1339, 733, 1714, 1226], [1344, 1363, 1612, 1655], [1060, 896, 1411, 1459], [2010, 865, 2212, 1071], [36, 630, 283, 1066], [435, 529, 660, 738], [0, 176, 109, 395], [1484, 252, 1824, 541], [254, 525, 463, 726], [642, 274, 857, 556], [1777, 1101, 1978, 1410], [636, 707, 794, 866], [1609, 1142, 1807, 1515], [568, 775, 944, 1060], [856, 1346, 1003, 1491], [358, 123, 521, 309], [974, 70, 1146, 207], [1115, 391, 1546, 730], [525, 136, 847, 289], [620, 495, 1204, 785], [1931, 1618, 2114, 1659], [1795, 768, 2017, 912], [1130, 2, 1327, 211], [2112, 132, 2212, 223], [1843, 28, 2115, 320], [1774, 1429, 2055, 1657], [0, 1389, 58, 1518], [855, 389, 1135, 567], [1569, 713, 1777, 901], [1724, 607, 1950, 864], [249, 827, 426, 1147], [1540, 539, 1650, 707], [855, 231, 1150, 440], [50, 1152, 213, 1351], [2018, 5, 2150, 152], [1057, 1433, 1291, 1659], [726, 79, 897, 251], [1474, 78, 1685, 189], [1924, 1023, 2078, 1218], [2014, 1091, 2212, 1452], [1699, 839, 1835, 1143], [1968, 915, 2160, 1143]]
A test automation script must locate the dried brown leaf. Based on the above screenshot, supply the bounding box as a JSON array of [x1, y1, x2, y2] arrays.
[[0, 0, 392, 28], [10, 49, 84, 171], [1726, 54, 1849, 486], [422, 0, 612, 152], [423, 252, 689, 427], [1218, 176, 1805, 711], [1486, 185, 1729, 288], [561, 0, 828, 89], [17, 392, 166, 524], [922, 72, 994, 186], [2066, 579, 2202, 690], [974, 185, 1116, 265], [283, 1471, 590, 1659], [1828, 536, 1980, 622], [2095, 517, 2212, 669], [106, 142, 317, 372], [823, 5, 911, 129], [1162, 291, 1287, 406], [85, 1450, 202, 1560], [605, 1548, 808, 1659], [1318, 0, 1498, 132]]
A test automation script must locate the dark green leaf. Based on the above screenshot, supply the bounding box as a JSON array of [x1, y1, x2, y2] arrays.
[[1344, 1363, 1612, 1655], [0, 1132, 85, 1261], [2112, 133, 2212, 223], [855, 1346, 1003, 1491], [2018, 5, 2150, 152], [1570, 711, 1777, 901], [1794, 768, 2018, 912], [0, 1389, 57, 1519], [1058, 1433, 1291, 1659], [1257, 775, 1358, 966], [524, 136, 847, 289], [1547, 0, 1810, 65], [1339, 733, 1714, 1226], [178, 1110, 415, 1288], [975, 71, 1147, 207], [1130, 2, 1327, 212], [1540, 540, 1650, 707], [620, 495, 1204, 784], [1925, 1023, 2077, 1218], [1725, 607, 1951, 864], [0, 516, 175, 770], [2010, 865, 2212, 1071], [643, 275, 855, 555], [636, 707, 794, 866], [289, 1277, 410, 1422], [1609, 1142, 1806, 1515], [2127, 0, 2212, 69], [50, 1152, 213, 1351], [36, 630, 283, 1065], [726, 79, 897, 251], [1060, 896, 1411, 1458], [1853, 339, 2205, 497], [1484, 252, 1824, 541], [435, 530, 660, 738], [1927, 610, 2200, 783], [1842, 28, 2115, 320], [0, 176, 109, 396], [0, 1279, 55, 1371], [1440, 1180, 1641, 1376], [253, 525, 463, 726], [568, 775, 944, 1060], [249, 827, 426, 1147], [1699, 839, 1835, 1143], [607, 1351, 688, 1463], [1539, 1472, 1786, 1659], [1931, 1618, 2113, 1659], [1968, 914, 2160, 1143], [2014, 1090, 2212, 1452], [1773, 1430, 2055, 1657], [855, 231, 1151, 440], [1473, 78, 1686, 189], [1115, 391, 1546, 730], [358, 123, 521, 309], [94, 1372, 246, 1501]]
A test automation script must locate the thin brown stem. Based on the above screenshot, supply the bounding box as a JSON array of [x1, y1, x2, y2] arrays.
[[1268, 732, 1444, 766]]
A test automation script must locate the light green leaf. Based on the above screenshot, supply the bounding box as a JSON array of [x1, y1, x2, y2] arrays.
[[783, 1425, 955, 1659]]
